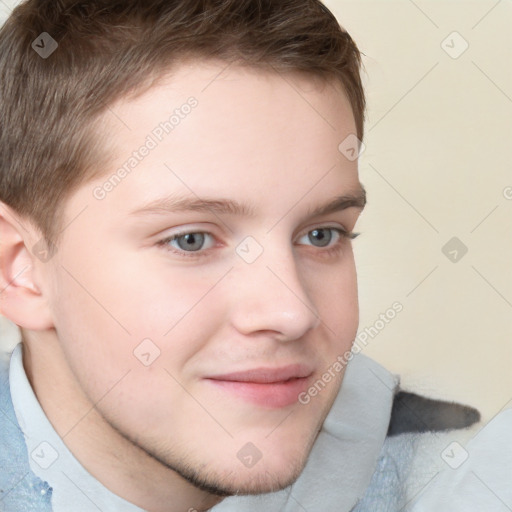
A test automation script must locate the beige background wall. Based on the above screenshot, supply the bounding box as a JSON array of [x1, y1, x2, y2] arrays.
[[1, 1, 511, 423], [324, 0, 512, 422]]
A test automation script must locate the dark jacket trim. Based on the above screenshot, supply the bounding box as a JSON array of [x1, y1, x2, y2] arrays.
[[387, 390, 481, 436]]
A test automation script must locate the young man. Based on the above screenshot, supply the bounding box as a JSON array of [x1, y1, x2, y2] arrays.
[[0, 1, 478, 511]]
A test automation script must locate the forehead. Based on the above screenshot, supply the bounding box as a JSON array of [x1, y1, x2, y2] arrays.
[[100, 59, 357, 155], [79, 60, 361, 222]]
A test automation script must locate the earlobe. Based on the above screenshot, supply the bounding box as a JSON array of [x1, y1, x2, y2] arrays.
[[0, 203, 54, 330]]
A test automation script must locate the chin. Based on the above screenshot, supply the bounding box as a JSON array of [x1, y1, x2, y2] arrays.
[[162, 443, 311, 498], [235, 462, 305, 495], [174, 410, 325, 498], [197, 460, 307, 497]]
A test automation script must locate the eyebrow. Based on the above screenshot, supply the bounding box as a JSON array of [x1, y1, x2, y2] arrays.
[[304, 186, 366, 218], [129, 186, 366, 218]]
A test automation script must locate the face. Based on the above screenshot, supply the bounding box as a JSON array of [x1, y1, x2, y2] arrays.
[[39, 61, 364, 496]]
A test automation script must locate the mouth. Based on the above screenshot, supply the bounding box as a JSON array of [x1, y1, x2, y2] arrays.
[[204, 365, 313, 408]]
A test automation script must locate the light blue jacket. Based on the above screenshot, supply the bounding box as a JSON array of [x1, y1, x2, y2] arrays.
[[0, 353, 52, 511]]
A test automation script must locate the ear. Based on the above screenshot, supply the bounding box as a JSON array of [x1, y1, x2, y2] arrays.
[[0, 203, 54, 330]]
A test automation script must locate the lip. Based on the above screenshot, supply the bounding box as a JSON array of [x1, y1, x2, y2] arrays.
[[205, 365, 313, 408]]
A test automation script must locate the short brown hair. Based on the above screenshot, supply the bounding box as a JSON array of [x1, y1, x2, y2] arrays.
[[0, 0, 365, 245]]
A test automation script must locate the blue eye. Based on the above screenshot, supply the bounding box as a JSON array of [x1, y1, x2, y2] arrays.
[[157, 227, 359, 260], [307, 228, 334, 247], [298, 227, 355, 248], [163, 232, 215, 252]]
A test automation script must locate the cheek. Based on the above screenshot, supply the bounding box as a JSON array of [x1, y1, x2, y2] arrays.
[[305, 252, 359, 344], [49, 247, 230, 397], [121, 256, 230, 358], [71, 256, 229, 374]]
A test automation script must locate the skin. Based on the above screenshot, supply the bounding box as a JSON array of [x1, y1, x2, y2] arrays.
[[0, 60, 365, 512]]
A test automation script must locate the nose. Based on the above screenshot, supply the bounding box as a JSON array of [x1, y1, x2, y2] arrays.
[[228, 244, 320, 341]]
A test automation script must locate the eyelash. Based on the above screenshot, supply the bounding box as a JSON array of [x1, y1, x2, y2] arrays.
[[156, 228, 360, 260]]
